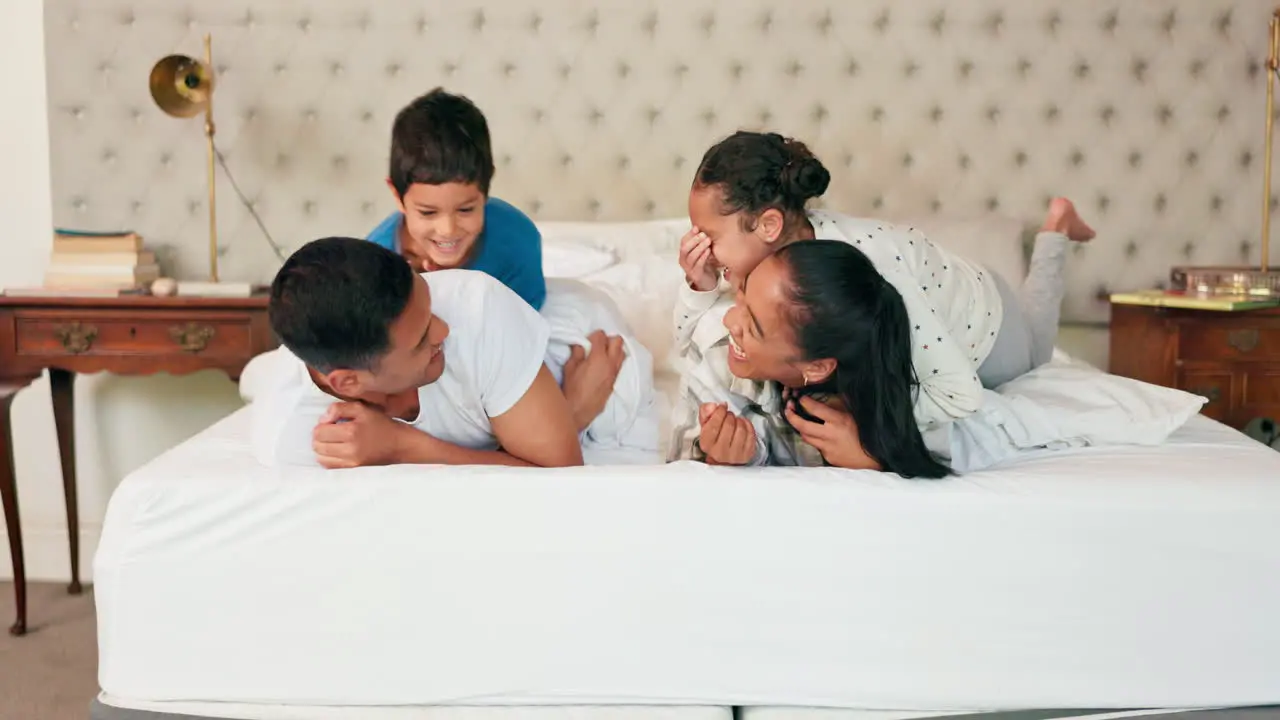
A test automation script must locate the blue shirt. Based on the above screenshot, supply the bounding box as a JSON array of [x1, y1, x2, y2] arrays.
[[366, 196, 546, 310]]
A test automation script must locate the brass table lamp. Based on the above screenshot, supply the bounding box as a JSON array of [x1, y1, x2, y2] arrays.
[[1170, 8, 1280, 298], [149, 34, 220, 282]]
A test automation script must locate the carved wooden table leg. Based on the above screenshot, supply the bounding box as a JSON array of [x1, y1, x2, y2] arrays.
[[0, 385, 26, 635], [48, 368, 82, 595]]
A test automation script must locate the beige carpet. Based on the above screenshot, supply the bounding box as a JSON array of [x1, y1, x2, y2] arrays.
[[0, 581, 99, 720]]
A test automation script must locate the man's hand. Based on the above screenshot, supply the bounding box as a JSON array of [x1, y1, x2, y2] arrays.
[[312, 401, 413, 469], [678, 226, 719, 292], [561, 330, 626, 432], [698, 403, 757, 465], [783, 396, 881, 471]]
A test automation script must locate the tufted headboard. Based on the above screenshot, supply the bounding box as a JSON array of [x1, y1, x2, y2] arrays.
[[42, 0, 1275, 324]]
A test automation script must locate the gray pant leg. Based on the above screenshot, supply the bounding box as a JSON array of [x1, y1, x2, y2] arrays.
[[1018, 231, 1069, 366], [977, 231, 1069, 388]]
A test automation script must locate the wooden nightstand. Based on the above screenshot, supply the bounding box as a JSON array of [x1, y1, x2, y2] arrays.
[[1108, 302, 1280, 429], [0, 294, 278, 636]]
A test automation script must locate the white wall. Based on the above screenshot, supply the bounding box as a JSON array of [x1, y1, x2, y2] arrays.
[[0, 0, 244, 584]]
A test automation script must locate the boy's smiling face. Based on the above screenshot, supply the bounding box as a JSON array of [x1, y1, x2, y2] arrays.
[[391, 181, 486, 270]]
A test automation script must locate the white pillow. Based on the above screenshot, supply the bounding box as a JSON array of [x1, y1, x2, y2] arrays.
[[541, 242, 618, 278], [535, 219, 688, 375], [536, 219, 687, 260], [929, 355, 1208, 472], [993, 358, 1207, 447], [238, 347, 290, 403]]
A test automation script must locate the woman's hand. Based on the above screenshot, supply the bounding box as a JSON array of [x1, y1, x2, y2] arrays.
[[784, 396, 881, 471], [678, 227, 719, 292], [698, 402, 757, 465]]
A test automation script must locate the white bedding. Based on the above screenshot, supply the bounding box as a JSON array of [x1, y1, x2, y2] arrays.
[[95, 402, 1280, 713]]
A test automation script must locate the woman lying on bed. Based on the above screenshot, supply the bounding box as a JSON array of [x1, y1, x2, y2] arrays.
[[686, 239, 953, 477]]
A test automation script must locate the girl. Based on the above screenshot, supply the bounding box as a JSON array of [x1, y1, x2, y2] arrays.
[[668, 131, 1094, 464], [691, 239, 952, 478]]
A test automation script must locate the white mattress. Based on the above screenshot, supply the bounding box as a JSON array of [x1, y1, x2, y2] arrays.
[[94, 408, 1280, 713], [95, 694, 729, 720]]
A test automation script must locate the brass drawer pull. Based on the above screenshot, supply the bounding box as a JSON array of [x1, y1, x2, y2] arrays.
[[54, 322, 98, 354], [169, 322, 216, 353], [1227, 329, 1260, 353]]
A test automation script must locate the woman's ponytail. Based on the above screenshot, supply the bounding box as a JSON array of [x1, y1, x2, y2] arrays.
[[779, 240, 951, 479], [843, 288, 951, 478]]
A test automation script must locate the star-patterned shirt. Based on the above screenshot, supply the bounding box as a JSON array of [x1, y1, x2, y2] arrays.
[[671, 209, 1004, 434], [806, 210, 1003, 429]]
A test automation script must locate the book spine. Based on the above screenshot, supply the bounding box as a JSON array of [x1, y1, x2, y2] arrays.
[[52, 237, 144, 253], [48, 250, 154, 265]]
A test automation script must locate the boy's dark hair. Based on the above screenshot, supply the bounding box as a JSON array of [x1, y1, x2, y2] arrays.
[[268, 237, 415, 373], [389, 87, 495, 197]]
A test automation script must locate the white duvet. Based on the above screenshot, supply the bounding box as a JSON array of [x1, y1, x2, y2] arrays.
[[539, 278, 661, 462]]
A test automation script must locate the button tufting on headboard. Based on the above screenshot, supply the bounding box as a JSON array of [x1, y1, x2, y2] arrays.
[[39, 0, 1279, 326]]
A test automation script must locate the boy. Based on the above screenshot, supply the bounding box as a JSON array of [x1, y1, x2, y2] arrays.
[[368, 88, 547, 310]]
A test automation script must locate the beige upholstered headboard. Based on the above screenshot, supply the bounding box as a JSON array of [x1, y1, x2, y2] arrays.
[[42, 0, 1274, 324]]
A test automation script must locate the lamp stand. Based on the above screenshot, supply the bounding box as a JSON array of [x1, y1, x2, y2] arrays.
[[1170, 8, 1280, 298], [1262, 8, 1278, 275], [202, 34, 218, 283]]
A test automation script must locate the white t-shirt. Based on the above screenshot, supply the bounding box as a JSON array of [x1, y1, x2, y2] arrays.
[[251, 269, 551, 468]]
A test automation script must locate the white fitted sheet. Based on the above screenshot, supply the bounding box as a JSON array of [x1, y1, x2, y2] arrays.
[[95, 408, 1280, 712]]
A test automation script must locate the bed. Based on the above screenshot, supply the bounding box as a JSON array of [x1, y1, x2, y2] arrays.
[[89, 215, 1280, 720]]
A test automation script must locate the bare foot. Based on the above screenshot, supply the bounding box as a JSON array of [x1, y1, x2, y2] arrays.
[[1041, 197, 1096, 242]]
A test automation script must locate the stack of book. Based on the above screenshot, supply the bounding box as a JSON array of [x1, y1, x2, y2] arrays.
[[41, 229, 160, 292]]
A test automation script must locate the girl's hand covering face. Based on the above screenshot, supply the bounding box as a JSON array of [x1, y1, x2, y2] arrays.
[[678, 227, 720, 292]]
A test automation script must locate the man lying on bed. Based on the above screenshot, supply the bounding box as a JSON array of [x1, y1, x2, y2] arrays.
[[250, 236, 624, 469]]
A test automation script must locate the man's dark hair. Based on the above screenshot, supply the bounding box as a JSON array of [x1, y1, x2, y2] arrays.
[[389, 87, 495, 197], [268, 237, 415, 373]]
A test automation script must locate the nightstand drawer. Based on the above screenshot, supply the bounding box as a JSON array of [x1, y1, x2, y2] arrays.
[[1243, 370, 1280, 407], [1179, 324, 1280, 361], [14, 315, 253, 358], [1179, 370, 1233, 422]]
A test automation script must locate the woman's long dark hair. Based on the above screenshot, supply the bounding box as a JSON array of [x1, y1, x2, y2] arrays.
[[777, 240, 952, 479]]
